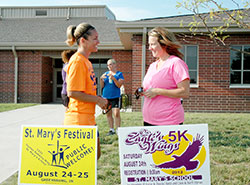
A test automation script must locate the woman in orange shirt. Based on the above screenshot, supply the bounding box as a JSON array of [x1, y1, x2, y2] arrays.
[[64, 23, 107, 159]]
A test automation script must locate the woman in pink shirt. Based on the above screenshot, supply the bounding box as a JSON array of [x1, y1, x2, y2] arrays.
[[142, 27, 190, 126]]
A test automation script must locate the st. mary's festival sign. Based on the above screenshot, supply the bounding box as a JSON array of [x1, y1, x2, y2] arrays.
[[18, 125, 97, 185], [118, 124, 210, 185]]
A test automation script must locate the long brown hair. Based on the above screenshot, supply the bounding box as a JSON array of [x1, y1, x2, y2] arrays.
[[61, 50, 75, 64], [148, 27, 183, 59]]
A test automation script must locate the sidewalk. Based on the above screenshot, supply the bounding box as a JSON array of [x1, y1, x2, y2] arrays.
[[0, 103, 102, 183]]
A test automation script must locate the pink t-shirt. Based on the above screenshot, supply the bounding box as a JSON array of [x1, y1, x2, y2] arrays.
[[142, 55, 190, 125]]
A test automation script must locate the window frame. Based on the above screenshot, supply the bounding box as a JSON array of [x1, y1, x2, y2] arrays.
[[230, 45, 250, 88], [35, 10, 47, 17], [182, 45, 199, 88]]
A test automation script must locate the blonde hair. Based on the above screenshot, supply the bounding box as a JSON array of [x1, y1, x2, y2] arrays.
[[107, 59, 116, 64], [65, 23, 95, 46], [61, 50, 75, 63], [148, 27, 183, 59]]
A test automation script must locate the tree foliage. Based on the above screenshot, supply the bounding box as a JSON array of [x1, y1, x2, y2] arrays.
[[176, 0, 250, 54]]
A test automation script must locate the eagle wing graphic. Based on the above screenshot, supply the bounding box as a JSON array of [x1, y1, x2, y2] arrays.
[[155, 134, 204, 171]]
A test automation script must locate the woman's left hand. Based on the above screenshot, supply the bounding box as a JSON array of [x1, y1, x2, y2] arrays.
[[143, 88, 157, 99], [109, 74, 115, 80]]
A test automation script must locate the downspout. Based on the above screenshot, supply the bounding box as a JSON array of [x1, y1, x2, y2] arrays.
[[141, 27, 147, 108], [67, 7, 70, 20], [12, 46, 18, 104]]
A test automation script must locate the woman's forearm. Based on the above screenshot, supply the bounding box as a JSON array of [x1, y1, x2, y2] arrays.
[[144, 79, 190, 99], [113, 78, 123, 88], [68, 91, 107, 109], [154, 87, 189, 98], [68, 91, 99, 103]]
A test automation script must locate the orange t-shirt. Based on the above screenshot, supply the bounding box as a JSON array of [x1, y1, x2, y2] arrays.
[[64, 52, 97, 125]]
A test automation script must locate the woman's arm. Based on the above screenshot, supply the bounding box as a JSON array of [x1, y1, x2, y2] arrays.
[[109, 73, 124, 88], [68, 91, 107, 109], [100, 80, 104, 89], [143, 79, 190, 99], [112, 77, 124, 88]]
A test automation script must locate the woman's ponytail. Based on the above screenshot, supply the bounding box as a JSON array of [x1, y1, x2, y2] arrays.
[[65, 25, 76, 46]]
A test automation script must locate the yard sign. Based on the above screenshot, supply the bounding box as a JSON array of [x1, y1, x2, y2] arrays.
[[18, 125, 97, 185], [118, 124, 210, 185]]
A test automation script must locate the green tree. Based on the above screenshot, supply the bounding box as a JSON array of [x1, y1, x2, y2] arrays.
[[176, 0, 250, 54]]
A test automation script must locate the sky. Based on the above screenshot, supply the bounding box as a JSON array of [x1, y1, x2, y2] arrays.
[[0, 0, 247, 21]]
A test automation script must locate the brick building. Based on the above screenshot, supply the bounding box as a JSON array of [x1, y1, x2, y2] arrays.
[[0, 6, 250, 112]]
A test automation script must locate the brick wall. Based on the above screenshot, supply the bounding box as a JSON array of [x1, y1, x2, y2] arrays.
[[112, 50, 132, 103], [0, 50, 54, 103], [0, 51, 15, 102], [18, 51, 43, 103], [131, 35, 143, 111], [182, 35, 250, 112], [131, 34, 250, 113], [41, 56, 53, 103]]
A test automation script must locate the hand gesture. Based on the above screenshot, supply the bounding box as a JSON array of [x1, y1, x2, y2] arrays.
[[97, 96, 108, 109], [107, 72, 115, 81], [100, 73, 108, 81], [143, 88, 157, 99]]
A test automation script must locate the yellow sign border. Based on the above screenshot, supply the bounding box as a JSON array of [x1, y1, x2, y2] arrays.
[[18, 125, 97, 185]]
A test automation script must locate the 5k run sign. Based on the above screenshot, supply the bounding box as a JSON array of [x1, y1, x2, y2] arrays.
[[18, 125, 97, 185], [118, 124, 211, 185]]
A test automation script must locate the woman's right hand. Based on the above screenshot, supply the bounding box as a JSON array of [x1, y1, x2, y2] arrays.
[[100, 73, 107, 82], [97, 96, 108, 109]]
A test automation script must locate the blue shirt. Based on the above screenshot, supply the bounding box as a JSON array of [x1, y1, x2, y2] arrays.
[[102, 71, 124, 99]]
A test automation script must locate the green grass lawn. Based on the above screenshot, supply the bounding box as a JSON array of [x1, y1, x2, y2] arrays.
[[0, 103, 37, 112], [1, 111, 249, 185]]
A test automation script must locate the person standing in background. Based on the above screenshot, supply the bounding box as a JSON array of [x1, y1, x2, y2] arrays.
[[61, 50, 75, 108], [142, 27, 190, 126], [100, 59, 124, 135], [64, 22, 107, 159]]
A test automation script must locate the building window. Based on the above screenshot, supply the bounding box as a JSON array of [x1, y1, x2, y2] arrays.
[[181, 45, 198, 85], [230, 46, 250, 86], [35, 10, 47, 16]]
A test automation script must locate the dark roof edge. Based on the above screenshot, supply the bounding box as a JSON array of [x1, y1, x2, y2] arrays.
[[135, 8, 248, 22], [138, 13, 195, 21]]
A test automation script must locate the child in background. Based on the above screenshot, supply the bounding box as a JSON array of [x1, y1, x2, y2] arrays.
[[61, 50, 75, 108]]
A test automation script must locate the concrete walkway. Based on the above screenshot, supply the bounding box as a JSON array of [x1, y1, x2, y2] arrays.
[[0, 103, 102, 183]]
